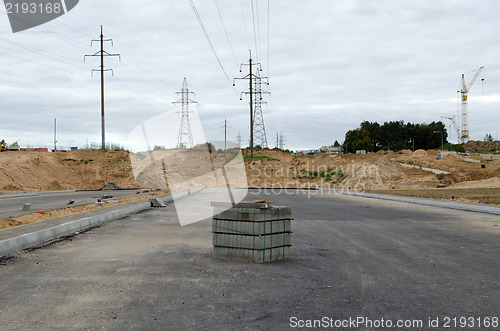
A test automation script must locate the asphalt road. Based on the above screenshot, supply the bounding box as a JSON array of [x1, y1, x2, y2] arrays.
[[0, 190, 148, 219], [0, 189, 499, 330]]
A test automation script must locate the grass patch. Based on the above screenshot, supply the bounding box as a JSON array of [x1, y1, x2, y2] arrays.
[[244, 155, 280, 162]]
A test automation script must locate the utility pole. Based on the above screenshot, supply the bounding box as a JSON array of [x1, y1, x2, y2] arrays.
[[234, 51, 269, 159], [276, 133, 279, 148], [221, 117, 230, 153], [85, 25, 120, 150], [53, 118, 57, 152], [173, 78, 197, 149]]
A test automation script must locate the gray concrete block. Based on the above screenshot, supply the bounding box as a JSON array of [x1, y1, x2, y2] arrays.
[[212, 219, 291, 236], [213, 206, 292, 222], [213, 246, 291, 263], [213, 232, 291, 250], [149, 197, 167, 207]]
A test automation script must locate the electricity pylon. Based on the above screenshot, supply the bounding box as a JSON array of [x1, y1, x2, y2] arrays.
[[253, 71, 270, 148], [173, 78, 197, 149], [233, 51, 269, 158]]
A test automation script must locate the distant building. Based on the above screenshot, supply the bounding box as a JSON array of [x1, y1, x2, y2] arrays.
[[356, 150, 367, 155], [320, 146, 341, 154]]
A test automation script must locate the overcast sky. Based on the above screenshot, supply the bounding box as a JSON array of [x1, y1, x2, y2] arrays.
[[0, 0, 499, 151]]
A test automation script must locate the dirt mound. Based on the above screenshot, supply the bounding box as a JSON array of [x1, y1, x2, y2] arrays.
[[398, 149, 413, 155], [0, 150, 136, 192], [1, 147, 499, 193], [414, 149, 427, 156], [451, 177, 500, 188], [340, 158, 406, 190], [464, 140, 500, 153]]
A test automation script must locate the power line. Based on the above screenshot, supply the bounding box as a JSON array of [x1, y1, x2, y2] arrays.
[[250, 0, 259, 63], [267, 0, 270, 79], [255, 0, 262, 62], [0, 49, 86, 76], [240, 0, 251, 50], [188, 0, 231, 85], [214, 0, 239, 68], [0, 36, 88, 71]]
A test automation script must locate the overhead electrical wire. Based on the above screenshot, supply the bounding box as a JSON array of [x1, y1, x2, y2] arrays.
[[240, 0, 251, 51], [0, 36, 88, 71], [0, 49, 87, 76], [267, 0, 270, 79], [107, 74, 174, 111], [250, 0, 259, 63], [214, 0, 239, 68], [188, 0, 231, 85], [254, 0, 262, 63]]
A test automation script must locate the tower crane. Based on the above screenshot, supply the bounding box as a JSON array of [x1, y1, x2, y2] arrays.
[[458, 66, 484, 143], [441, 116, 460, 143]]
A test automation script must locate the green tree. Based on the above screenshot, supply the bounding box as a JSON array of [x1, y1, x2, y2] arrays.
[[344, 128, 372, 153], [484, 133, 494, 142]]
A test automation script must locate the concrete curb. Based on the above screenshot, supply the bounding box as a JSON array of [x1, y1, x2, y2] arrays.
[[0, 187, 203, 258], [328, 189, 500, 215], [0, 190, 77, 200]]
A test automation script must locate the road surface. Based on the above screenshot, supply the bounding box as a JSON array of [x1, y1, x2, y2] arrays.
[[0, 189, 499, 330], [0, 190, 149, 219]]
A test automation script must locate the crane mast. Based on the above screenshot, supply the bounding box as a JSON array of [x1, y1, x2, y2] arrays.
[[458, 66, 484, 143]]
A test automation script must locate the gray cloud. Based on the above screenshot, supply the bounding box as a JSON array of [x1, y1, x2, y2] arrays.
[[0, 0, 499, 151]]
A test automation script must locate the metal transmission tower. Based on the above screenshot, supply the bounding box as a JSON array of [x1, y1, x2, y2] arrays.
[[233, 52, 269, 159], [84, 25, 120, 150], [253, 71, 270, 148], [173, 78, 197, 149], [236, 132, 243, 148], [279, 132, 286, 150], [458, 66, 484, 143]]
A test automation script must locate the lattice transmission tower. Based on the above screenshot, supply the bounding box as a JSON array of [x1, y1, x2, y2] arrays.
[[253, 71, 270, 148], [173, 78, 197, 149], [233, 52, 269, 158]]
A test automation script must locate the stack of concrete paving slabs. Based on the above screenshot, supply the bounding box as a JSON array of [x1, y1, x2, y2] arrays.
[[212, 201, 292, 263]]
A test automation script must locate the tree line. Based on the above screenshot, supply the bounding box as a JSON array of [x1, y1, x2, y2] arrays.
[[343, 120, 450, 153]]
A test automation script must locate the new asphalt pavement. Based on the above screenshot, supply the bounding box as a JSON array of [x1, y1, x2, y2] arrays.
[[0, 189, 499, 330]]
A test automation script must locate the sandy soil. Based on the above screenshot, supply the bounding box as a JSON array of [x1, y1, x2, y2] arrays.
[[243, 148, 500, 191], [0, 150, 136, 192], [1, 146, 499, 230], [369, 188, 500, 205]]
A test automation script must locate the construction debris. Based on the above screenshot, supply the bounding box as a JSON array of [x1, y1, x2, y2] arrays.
[[149, 198, 167, 208]]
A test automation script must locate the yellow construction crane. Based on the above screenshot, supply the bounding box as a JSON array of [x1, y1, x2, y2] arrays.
[[458, 66, 484, 143]]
